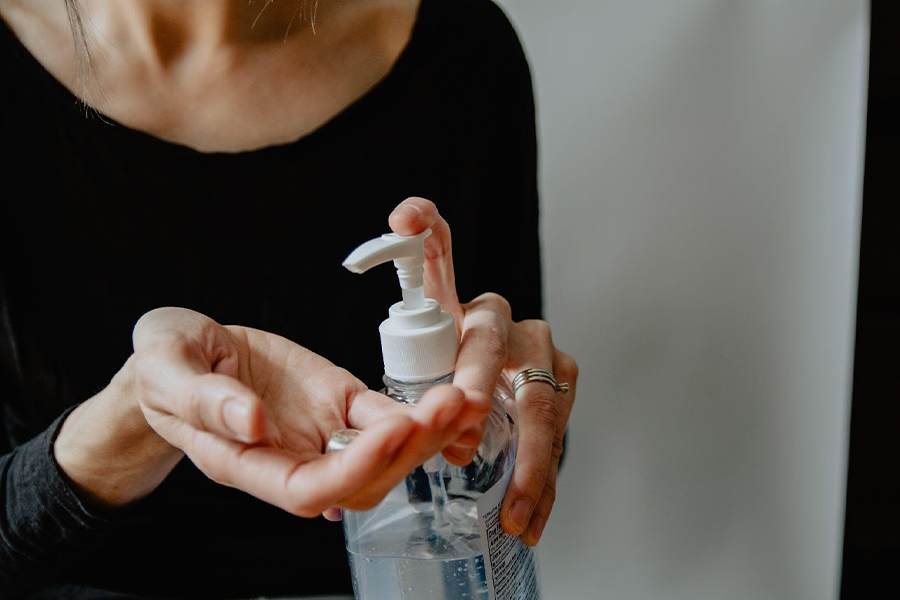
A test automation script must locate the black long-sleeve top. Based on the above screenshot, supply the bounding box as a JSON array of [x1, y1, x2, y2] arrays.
[[0, 0, 542, 598]]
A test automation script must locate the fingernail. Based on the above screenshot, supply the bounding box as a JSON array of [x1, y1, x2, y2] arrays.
[[401, 203, 421, 217], [223, 398, 250, 440], [446, 444, 477, 464], [508, 498, 533, 533], [395, 203, 421, 223], [323, 507, 343, 522]]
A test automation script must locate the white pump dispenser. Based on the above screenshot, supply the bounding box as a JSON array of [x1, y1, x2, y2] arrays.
[[343, 229, 459, 383], [336, 228, 540, 600]]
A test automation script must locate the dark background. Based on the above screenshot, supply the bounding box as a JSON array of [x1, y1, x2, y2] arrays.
[[839, 2, 900, 598]]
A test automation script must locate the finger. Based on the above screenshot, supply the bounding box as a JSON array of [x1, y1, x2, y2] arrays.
[[346, 379, 480, 468], [388, 197, 462, 321], [174, 410, 419, 517], [445, 293, 512, 458], [337, 385, 471, 509], [500, 319, 558, 537], [520, 347, 579, 544], [176, 373, 267, 444], [133, 307, 233, 371], [521, 459, 558, 547], [345, 388, 409, 429], [442, 441, 479, 467], [550, 348, 578, 450], [133, 307, 264, 441], [286, 410, 418, 515], [347, 387, 472, 437], [322, 507, 342, 522], [287, 386, 466, 513], [134, 335, 266, 444]]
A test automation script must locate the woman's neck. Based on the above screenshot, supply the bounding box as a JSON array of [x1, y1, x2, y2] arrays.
[[82, 0, 336, 67], [0, 0, 419, 152]]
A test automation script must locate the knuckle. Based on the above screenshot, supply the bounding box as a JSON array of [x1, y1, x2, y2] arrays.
[[319, 365, 356, 388], [184, 386, 207, 428], [520, 319, 552, 341], [520, 392, 559, 427], [131, 309, 161, 340], [411, 196, 437, 215], [558, 352, 579, 381], [462, 315, 509, 363], [478, 327, 508, 362], [471, 292, 512, 319], [131, 359, 164, 407], [132, 308, 180, 346], [485, 293, 512, 318], [312, 366, 365, 405], [518, 461, 550, 490], [131, 363, 153, 394]]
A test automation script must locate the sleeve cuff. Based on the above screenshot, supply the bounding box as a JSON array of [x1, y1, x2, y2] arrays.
[[0, 405, 154, 596]]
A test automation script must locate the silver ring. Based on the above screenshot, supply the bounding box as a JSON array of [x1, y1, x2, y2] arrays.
[[512, 368, 570, 395]]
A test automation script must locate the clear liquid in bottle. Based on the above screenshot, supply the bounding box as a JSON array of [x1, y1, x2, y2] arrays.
[[341, 373, 524, 600]]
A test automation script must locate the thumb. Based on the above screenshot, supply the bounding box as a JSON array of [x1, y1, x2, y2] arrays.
[[388, 197, 463, 326]]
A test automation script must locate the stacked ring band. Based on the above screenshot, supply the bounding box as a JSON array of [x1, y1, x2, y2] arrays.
[[512, 368, 570, 395]]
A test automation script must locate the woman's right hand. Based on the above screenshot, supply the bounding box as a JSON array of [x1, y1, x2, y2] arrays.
[[56, 307, 478, 516]]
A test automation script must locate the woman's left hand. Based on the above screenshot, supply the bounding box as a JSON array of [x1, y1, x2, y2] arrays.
[[388, 197, 579, 547]]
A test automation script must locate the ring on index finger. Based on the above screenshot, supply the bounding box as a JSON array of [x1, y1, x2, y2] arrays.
[[512, 368, 570, 396]]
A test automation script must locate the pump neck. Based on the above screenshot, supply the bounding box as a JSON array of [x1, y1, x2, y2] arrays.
[[383, 372, 455, 405]]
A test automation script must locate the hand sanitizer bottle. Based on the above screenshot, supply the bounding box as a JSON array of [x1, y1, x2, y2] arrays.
[[329, 230, 541, 600]]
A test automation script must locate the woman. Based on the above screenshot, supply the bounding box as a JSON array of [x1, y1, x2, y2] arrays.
[[0, 0, 577, 598]]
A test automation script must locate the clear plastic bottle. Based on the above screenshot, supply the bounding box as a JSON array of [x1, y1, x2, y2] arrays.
[[341, 372, 519, 600], [333, 229, 540, 600]]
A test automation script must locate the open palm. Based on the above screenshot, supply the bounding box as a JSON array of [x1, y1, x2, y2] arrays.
[[132, 307, 474, 517]]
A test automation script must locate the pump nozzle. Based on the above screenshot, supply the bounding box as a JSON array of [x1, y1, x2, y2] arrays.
[[343, 228, 458, 383], [343, 229, 431, 309]]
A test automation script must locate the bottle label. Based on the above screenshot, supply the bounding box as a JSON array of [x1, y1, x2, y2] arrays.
[[476, 467, 541, 600]]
